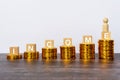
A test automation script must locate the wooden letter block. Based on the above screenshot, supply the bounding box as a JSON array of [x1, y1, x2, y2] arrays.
[[26, 44, 36, 52], [83, 35, 92, 44], [64, 38, 72, 46], [102, 32, 111, 40], [9, 47, 19, 55], [45, 40, 54, 48]]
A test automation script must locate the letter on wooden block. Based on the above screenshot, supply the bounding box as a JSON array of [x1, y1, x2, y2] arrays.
[[102, 32, 111, 40], [45, 40, 54, 48], [64, 38, 72, 46], [83, 36, 92, 44], [26, 44, 36, 52], [9, 47, 19, 55]]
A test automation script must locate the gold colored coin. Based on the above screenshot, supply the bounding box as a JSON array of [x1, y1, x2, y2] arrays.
[[79, 44, 95, 59], [7, 54, 22, 60], [24, 51, 39, 59], [42, 48, 57, 59], [98, 40, 114, 60], [60, 46, 76, 60]]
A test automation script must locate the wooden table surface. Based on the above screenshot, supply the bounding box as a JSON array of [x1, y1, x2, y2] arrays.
[[0, 54, 120, 80]]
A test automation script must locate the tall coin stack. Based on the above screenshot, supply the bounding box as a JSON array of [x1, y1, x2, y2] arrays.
[[24, 44, 39, 59], [60, 38, 76, 60], [80, 36, 95, 59], [98, 18, 114, 60], [7, 46, 22, 60], [42, 40, 57, 59]]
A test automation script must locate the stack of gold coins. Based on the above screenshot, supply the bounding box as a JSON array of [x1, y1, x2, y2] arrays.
[[60, 46, 76, 59], [42, 40, 57, 59], [7, 54, 22, 60], [42, 48, 57, 59], [98, 40, 114, 60], [80, 35, 95, 60], [60, 38, 76, 60], [80, 44, 95, 59], [24, 44, 39, 59], [7, 47, 22, 60], [24, 52, 39, 59], [98, 18, 114, 60]]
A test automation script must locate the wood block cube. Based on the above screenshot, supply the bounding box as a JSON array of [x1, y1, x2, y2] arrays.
[[102, 32, 111, 40], [26, 44, 36, 52], [64, 38, 72, 46], [83, 35, 92, 44], [9, 47, 19, 55], [45, 40, 54, 48]]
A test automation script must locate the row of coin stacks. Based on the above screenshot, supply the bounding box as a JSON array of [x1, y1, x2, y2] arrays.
[[6, 18, 114, 60]]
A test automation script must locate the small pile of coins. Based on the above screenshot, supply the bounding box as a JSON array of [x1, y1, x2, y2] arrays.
[[7, 54, 22, 60], [42, 48, 57, 59], [42, 40, 57, 59], [80, 44, 95, 59], [24, 44, 39, 59], [60, 46, 76, 59], [98, 40, 114, 60], [7, 47, 22, 60], [24, 52, 39, 59]]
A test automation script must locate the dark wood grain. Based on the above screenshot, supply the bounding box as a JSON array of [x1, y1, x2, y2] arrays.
[[0, 54, 120, 80]]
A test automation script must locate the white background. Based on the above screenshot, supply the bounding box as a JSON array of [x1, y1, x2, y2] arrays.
[[0, 0, 120, 53]]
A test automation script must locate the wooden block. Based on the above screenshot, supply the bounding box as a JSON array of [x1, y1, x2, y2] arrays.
[[9, 47, 19, 55], [26, 44, 36, 52], [102, 32, 111, 40], [45, 40, 54, 48], [102, 18, 109, 32], [63, 38, 72, 46], [83, 35, 92, 44]]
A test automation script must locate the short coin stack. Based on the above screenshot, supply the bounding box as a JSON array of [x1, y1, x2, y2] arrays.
[[80, 44, 95, 59], [80, 36, 95, 60], [42, 40, 57, 59], [7, 54, 22, 60], [24, 52, 39, 59], [7, 47, 22, 60], [42, 48, 57, 59], [60, 46, 76, 59], [98, 40, 114, 60], [60, 38, 76, 60], [24, 44, 39, 59]]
